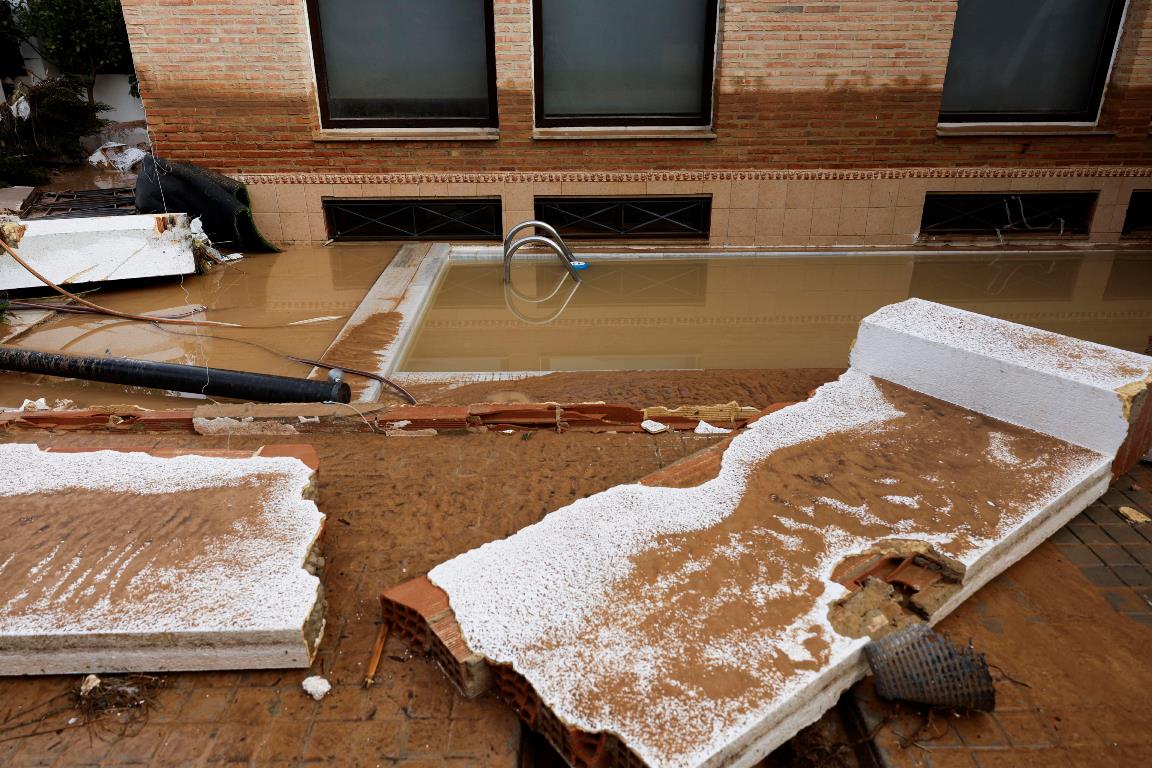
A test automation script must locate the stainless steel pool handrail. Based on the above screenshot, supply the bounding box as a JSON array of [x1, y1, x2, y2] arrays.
[[503, 220, 578, 263], [503, 235, 582, 284]]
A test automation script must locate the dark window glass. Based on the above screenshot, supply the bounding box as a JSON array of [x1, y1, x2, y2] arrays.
[[535, 197, 711, 239], [1122, 190, 1152, 236], [919, 192, 1097, 237], [940, 0, 1127, 122], [324, 199, 503, 241], [307, 0, 497, 128], [534, 0, 717, 126]]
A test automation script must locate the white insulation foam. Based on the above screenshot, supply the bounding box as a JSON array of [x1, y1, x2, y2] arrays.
[[0, 445, 323, 637]]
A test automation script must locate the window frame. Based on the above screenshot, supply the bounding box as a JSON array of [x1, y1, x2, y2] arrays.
[[918, 192, 1098, 239], [305, 0, 499, 130], [938, 0, 1129, 125], [531, 0, 720, 128]]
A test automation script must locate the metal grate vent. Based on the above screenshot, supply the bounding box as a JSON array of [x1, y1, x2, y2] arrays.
[[534, 196, 711, 239], [323, 198, 502, 242], [920, 192, 1096, 238]]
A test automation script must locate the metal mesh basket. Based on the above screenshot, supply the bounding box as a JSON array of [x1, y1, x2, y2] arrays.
[[864, 624, 996, 712]]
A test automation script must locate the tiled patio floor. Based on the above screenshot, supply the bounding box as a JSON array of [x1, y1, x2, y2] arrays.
[[848, 465, 1152, 768], [1, 429, 1149, 768]]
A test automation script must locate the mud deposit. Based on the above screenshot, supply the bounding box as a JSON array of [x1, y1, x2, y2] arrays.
[[405, 368, 843, 408]]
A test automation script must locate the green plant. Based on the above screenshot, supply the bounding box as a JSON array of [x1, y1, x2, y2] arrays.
[[1, 76, 108, 186], [15, 1, 133, 105]]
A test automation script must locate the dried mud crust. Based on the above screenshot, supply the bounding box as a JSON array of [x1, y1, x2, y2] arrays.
[[405, 368, 844, 408]]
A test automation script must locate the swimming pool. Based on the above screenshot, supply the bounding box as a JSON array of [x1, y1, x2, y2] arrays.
[[390, 249, 1152, 374]]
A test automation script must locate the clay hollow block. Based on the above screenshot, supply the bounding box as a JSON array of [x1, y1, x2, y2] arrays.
[[0, 444, 325, 675], [388, 299, 1152, 768]]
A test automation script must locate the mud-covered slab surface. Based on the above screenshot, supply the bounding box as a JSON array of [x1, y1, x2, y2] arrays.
[[0, 444, 324, 673], [429, 372, 1112, 768]]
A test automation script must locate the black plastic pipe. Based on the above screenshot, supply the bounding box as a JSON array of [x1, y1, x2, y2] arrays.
[[0, 347, 351, 404]]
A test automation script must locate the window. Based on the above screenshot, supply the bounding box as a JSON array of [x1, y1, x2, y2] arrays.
[[532, 0, 718, 127], [306, 0, 497, 128], [535, 197, 711, 239], [323, 199, 503, 241], [940, 0, 1127, 123], [1122, 191, 1152, 236], [919, 192, 1097, 238]]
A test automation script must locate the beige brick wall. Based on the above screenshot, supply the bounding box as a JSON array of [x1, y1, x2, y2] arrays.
[[121, 1, 1152, 245], [241, 171, 1147, 246]]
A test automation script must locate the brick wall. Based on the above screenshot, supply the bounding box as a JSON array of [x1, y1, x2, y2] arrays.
[[119, 1, 1152, 244], [121, 0, 1152, 174]]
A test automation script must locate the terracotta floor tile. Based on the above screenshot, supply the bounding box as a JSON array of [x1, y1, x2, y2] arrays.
[[248, 718, 311, 764], [303, 720, 403, 763]]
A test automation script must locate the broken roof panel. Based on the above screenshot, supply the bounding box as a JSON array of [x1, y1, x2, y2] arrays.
[[418, 299, 1152, 768]]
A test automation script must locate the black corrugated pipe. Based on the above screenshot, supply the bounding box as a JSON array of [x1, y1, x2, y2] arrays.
[[0, 347, 351, 404]]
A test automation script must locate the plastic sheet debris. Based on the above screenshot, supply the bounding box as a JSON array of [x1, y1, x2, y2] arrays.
[[10, 97, 29, 121], [865, 624, 995, 712], [87, 142, 147, 172], [80, 674, 101, 696]]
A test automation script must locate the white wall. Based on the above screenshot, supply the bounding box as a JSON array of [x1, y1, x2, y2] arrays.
[[16, 33, 145, 124]]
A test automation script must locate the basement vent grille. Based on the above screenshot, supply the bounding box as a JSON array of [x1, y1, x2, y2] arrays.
[[919, 192, 1096, 239], [534, 196, 711, 239], [323, 198, 502, 241], [1122, 190, 1152, 237]]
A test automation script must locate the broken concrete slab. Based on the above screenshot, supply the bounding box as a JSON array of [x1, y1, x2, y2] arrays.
[[0, 213, 196, 291], [405, 299, 1152, 768], [0, 444, 325, 675]]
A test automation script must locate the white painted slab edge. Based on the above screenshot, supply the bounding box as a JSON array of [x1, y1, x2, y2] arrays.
[[1, 214, 195, 290], [851, 299, 1152, 455]]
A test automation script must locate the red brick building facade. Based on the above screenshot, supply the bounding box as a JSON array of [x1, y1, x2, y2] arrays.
[[121, 0, 1152, 246]]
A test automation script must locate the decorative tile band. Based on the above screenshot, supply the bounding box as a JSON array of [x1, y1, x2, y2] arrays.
[[237, 167, 1152, 185]]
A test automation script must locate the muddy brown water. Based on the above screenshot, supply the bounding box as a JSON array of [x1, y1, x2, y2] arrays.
[[400, 250, 1152, 372], [0, 243, 399, 408], [4, 247, 1151, 408]]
